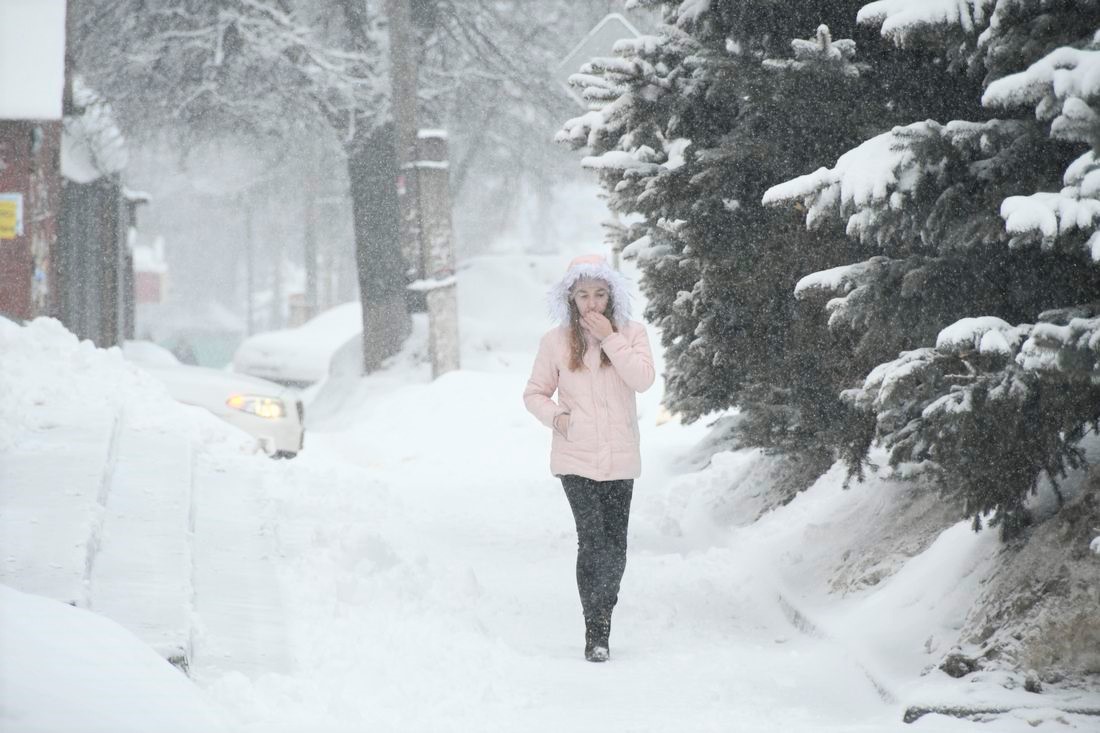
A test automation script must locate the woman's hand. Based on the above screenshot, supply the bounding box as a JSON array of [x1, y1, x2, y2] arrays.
[[581, 311, 614, 340], [554, 413, 570, 437]]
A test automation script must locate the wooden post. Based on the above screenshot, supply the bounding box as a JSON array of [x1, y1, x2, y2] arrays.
[[302, 149, 318, 322], [414, 130, 459, 377], [242, 193, 255, 336], [385, 0, 422, 284]]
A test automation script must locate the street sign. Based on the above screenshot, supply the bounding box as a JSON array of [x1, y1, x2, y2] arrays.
[[0, 193, 24, 239], [555, 13, 642, 110]]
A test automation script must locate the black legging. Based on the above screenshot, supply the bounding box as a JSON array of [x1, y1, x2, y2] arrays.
[[560, 474, 634, 623]]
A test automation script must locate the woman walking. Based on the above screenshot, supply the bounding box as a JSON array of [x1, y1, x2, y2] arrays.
[[523, 254, 655, 662]]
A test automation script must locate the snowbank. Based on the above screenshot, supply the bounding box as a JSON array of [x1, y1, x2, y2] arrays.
[[232, 302, 362, 385], [0, 317, 251, 454], [0, 584, 225, 733]]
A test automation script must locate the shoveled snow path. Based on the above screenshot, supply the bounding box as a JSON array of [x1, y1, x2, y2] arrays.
[[198, 369, 922, 733]]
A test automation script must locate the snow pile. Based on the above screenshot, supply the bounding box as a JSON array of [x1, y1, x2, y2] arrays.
[[62, 78, 130, 184], [630, 431, 1100, 730], [0, 318, 274, 732], [0, 317, 250, 454], [958, 480, 1100, 680], [0, 585, 226, 733], [232, 301, 362, 385]]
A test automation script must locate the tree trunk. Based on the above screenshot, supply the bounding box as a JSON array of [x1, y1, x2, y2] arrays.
[[303, 148, 318, 322], [347, 122, 411, 372]]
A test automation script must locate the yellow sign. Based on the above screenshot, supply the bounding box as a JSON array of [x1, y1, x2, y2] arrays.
[[0, 193, 24, 239]]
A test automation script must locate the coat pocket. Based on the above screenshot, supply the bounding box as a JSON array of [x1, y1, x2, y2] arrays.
[[562, 413, 574, 441], [566, 411, 599, 445]]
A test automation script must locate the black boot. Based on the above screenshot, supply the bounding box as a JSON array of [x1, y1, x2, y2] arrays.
[[584, 615, 611, 663]]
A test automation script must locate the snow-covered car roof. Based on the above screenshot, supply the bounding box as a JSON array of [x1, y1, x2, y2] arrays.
[[124, 339, 294, 407], [121, 339, 181, 368], [232, 302, 362, 386], [141, 363, 296, 408]]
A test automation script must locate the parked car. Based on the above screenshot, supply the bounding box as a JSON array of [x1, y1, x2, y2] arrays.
[[231, 302, 362, 387], [123, 341, 305, 458]]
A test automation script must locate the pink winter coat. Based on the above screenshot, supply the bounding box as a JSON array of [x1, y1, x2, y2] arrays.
[[523, 321, 655, 481]]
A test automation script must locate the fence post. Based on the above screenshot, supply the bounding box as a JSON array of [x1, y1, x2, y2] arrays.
[[413, 130, 459, 378]]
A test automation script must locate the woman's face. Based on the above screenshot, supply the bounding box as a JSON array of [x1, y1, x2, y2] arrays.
[[572, 278, 610, 316]]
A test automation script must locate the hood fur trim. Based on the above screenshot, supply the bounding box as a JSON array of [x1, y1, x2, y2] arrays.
[[547, 256, 633, 328]]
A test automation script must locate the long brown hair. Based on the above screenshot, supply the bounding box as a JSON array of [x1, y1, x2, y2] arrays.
[[567, 290, 619, 371]]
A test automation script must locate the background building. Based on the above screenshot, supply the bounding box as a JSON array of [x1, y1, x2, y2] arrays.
[[0, 0, 66, 322]]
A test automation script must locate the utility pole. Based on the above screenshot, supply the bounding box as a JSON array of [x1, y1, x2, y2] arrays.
[[302, 155, 318, 322], [385, 0, 422, 283], [413, 131, 459, 377], [64, 0, 76, 116], [386, 0, 457, 377], [243, 193, 255, 335]]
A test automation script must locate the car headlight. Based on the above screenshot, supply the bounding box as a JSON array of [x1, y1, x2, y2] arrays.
[[226, 394, 286, 419]]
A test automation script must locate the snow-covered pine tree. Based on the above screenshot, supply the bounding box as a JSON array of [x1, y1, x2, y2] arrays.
[[557, 1, 959, 464], [764, 0, 1100, 537]]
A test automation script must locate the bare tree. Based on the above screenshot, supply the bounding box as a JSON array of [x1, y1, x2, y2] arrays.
[[69, 0, 627, 369], [72, 0, 411, 369]]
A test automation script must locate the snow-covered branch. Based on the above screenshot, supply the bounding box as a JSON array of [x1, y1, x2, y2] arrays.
[[984, 45, 1100, 142], [857, 0, 994, 45], [1001, 151, 1100, 261], [75, 0, 386, 139], [762, 25, 862, 78], [762, 124, 921, 235]]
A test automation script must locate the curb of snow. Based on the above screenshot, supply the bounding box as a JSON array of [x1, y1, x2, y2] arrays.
[[773, 590, 898, 705], [901, 704, 1100, 724]]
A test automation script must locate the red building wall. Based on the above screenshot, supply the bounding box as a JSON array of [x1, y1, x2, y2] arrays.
[[134, 270, 163, 304], [0, 121, 61, 321]]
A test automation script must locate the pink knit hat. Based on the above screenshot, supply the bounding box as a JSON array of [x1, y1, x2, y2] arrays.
[[547, 254, 633, 327]]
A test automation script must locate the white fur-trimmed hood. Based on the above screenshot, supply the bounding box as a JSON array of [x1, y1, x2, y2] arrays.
[[547, 255, 633, 328]]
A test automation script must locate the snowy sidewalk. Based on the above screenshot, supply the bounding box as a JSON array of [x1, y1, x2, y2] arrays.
[[188, 370, 908, 733], [2, 405, 196, 664], [1, 404, 118, 608], [1, 402, 289, 678], [191, 452, 293, 680]]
